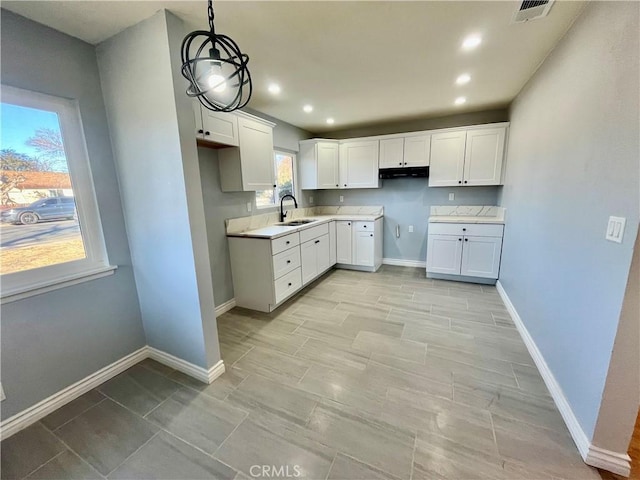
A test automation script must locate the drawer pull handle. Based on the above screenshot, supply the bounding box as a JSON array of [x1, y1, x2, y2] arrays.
[[370, 234, 373, 237], [398, 162, 402, 165], [288, 282, 292, 287], [286, 260, 291, 264], [464, 180, 468, 184], [205, 131, 210, 136], [363, 225, 367, 228], [465, 238, 468, 242], [348, 222, 351, 226], [286, 241, 290, 244], [197, 129, 204, 134], [459, 238, 462, 241], [462, 228, 466, 231], [458, 180, 462, 184], [315, 240, 320, 244]]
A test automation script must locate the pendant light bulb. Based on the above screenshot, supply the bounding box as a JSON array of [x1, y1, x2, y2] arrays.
[[207, 62, 226, 93]]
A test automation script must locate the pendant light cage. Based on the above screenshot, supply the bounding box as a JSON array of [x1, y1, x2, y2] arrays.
[[181, 0, 252, 112]]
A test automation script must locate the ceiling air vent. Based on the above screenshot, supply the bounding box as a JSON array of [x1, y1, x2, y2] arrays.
[[512, 0, 555, 23]]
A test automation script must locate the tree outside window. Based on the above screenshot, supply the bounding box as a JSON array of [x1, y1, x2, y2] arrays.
[[256, 152, 296, 208]]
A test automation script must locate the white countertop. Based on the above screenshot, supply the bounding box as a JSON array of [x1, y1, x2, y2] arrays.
[[429, 215, 505, 224], [227, 214, 383, 239]]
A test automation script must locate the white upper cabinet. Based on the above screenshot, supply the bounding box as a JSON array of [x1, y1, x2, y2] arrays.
[[404, 135, 430, 167], [218, 115, 276, 192], [428, 131, 466, 186], [193, 102, 239, 147], [463, 127, 506, 186], [429, 125, 507, 187], [379, 138, 405, 169], [339, 140, 380, 189], [299, 140, 340, 190], [379, 135, 430, 169]]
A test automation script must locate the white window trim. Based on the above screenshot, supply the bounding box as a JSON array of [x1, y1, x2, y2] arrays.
[[1, 85, 114, 303], [255, 150, 299, 210]]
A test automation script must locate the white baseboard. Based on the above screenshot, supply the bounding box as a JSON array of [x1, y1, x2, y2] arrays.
[[0, 346, 148, 440], [382, 258, 426, 268], [1, 346, 226, 441], [147, 347, 225, 385], [496, 281, 631, 477], [215, 298, 236, 316]]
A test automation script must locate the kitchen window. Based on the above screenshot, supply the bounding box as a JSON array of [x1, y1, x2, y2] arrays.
[[0, 85, 113, 302], [255, 151, 297, 209]]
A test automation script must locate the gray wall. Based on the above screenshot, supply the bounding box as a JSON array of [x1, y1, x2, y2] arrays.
[[315, 183, 499, 262], [313, 109, 508, 262], [498, 1, 639, 441], [97, 10, 220, 369], [0, 10, 145, 419], [199, 117, 312, 305]]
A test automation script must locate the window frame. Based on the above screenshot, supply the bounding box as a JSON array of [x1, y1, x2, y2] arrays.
[[255, 150, 299, 210], [1, 85, 114, 303]]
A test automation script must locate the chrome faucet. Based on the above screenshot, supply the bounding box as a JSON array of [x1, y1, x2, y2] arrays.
[[280, 194, 298, 222]]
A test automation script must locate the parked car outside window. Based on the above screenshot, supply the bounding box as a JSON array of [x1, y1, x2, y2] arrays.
[[0, 196, 76, 224]]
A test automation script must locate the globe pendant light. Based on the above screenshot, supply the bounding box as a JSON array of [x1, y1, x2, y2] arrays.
[[181, 0, 252, 112]]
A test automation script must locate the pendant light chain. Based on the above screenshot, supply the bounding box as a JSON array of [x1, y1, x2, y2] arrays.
[[207, 0, 215, 34]]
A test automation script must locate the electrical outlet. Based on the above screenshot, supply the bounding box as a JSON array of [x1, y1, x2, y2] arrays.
[[449, 193, 455, 201], [339, 195, 344, 203], [408, 225, 414, 233], [0, 383, 5, 402], [246, 202, 252, 212], [309, 196, 314, 204]]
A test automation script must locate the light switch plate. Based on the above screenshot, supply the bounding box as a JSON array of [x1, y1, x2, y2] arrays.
[[408, 225, 414, 233], [449, 193, 455, 201], [339, 195, 344, 203], [606, 216, 626, 243], [246, 202, 252, 212], [309, 196, 314, 204]]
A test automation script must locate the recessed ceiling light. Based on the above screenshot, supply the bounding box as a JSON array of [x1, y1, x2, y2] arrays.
[[454, 97, 467, 106], [268, 83, 281, 94], [326, 118, 335, 125], [456, 74, 471, 85], [303, 105, 313, 113], [461, 35, 482, 50]]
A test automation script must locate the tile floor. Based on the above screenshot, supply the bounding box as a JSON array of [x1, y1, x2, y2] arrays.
[[1, 266, 603, 480]]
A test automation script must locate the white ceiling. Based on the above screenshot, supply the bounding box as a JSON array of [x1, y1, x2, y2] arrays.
[[2, 1, 586, 133]]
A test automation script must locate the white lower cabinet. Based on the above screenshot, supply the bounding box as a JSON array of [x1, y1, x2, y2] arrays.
[[336, 218, 383, 271], [301, 234, 331, 285], [426, 223, 504, 282]]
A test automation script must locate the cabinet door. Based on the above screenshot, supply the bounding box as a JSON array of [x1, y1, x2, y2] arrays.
[[461, 236, 502, 279], [354, 231, 375, 267], [428, 131, 466, 187], [201, 110, 239, 146], [426, 234, 463, 275], [316, 234, 331, 273], [463, 127, 506, 186], [404, 135, 431, 167], [317, 142, 340, 189], [238, 117, 276, 190], [340, 141, 379, 188], [193, 101, 204, 139], [379, 138, 405, 169], [336, 221, 352, 264], [300, 240, 318, 285], [328, 221, 337, 266]]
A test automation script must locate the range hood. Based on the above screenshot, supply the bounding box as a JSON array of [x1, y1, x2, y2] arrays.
[[379, 166, 429, 179]]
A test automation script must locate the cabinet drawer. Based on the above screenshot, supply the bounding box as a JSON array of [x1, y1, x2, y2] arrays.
[[299, 223, 329, 243], [354, 221, 374, 232], [272, 247, 301, 280], [428, 223, 504, 238], [271, 233, 300, 255], [274, 268, 302, 304]]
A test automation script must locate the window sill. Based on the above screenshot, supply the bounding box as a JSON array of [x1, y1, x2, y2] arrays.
[[1, 265, 118, 304]]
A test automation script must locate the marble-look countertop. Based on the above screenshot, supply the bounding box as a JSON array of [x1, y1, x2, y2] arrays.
[[428, 205, 505, 224], [226, 206, 384, 240]]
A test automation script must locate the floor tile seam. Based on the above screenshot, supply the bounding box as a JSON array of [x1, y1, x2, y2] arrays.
[[104, 430, 160, 477], [426, 345, 525, 376], [136, 360, 176, 378], [211, 411, 251, 459], [323, 452, 338, 480], [156, 426, 240, 476], [48, 396, 108, 433], [339, 451, 408, 480], [17, 448, 68, 480], [366, 358, 452, 388], [142, 386, 181, 419], [409, 430, 418, 480], [229, 345, 256, 367], [221, 371, 253, 402], [488, 411, 500, 454], [451, 371, 558, 405], [40, 422, 108, 480], [510, 363, 522, 389], [112, 371, 169, 405]]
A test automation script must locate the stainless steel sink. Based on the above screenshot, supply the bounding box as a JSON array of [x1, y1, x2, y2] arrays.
[[278, 219, 316, 226]]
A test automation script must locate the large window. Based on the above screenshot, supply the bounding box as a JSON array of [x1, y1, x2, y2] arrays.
[[1, 85, 111, 301], [256, 151, 297, 208]]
